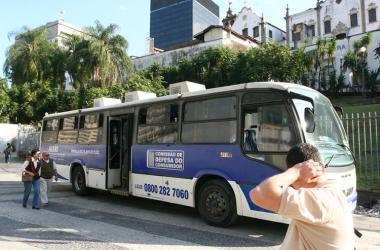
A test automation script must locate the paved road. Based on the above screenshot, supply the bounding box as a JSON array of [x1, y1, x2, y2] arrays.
[[0, 162, 379, 250]]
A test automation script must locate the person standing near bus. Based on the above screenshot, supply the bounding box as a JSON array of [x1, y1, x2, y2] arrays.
[[22, 149, 41, 209], [250, 143, 354, 250], [39, 151, 58, 206]]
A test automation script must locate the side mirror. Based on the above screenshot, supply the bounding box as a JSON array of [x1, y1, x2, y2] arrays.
[[305, 107, 315, 133]]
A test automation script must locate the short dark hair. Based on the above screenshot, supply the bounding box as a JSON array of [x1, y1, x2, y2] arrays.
[[286, 143, 321, 168], [30, 149, 39, 157]]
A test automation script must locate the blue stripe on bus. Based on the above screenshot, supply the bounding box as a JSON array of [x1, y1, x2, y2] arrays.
[[348, 192, 357, 204], [40, 144, 107, 170], [239, 184, 273, 212], [132, 144, 280, 185]]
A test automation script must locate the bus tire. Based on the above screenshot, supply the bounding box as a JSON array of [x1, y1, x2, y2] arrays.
[[72, 167, 90, 195], [197, 179, 238, 227]]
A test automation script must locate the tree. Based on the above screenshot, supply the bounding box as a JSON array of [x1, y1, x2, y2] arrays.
[[85, 20, 132, 87], [316, 38, 328, 89], [195, 46, 237, 88], [343, 33, 372, 88], [64, 34, 92, 88], [326, 38, 336, 76], [365, 69, 380, 96], [251, 42, 295, 82], [7, 81, 59, 124], [125, 72, 167, 97], [0, 78, 10, 122], [4, 27, 55, 84]]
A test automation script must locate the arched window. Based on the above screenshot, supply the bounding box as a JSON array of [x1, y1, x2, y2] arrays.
[[324, 16, 332, 34], [350, 8, 359, 27], [368, 3, 377, 23]]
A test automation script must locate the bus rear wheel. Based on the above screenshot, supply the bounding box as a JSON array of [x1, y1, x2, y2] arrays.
[[197, 179, 238, 227], [72, 167, 90, 195]]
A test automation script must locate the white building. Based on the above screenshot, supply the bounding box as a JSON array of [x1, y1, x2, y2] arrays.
[[286, 0, 380, 87], [133, 25, 259, 71], [229, 7, 286, 44], [43, 19, 84, 48]]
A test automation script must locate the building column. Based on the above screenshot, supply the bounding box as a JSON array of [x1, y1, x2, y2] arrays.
[[316, 0, 322, 37], [360, 0, 366, 33], [285, 5, 290, 47], [260, 14, 266, 43]]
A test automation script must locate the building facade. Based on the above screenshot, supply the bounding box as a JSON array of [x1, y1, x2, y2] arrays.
[[43, 19, 84, 47], [150, 0, 220, 50], [286, 0, 380, 87], [134, 25, 258, 71], [229, 7, 286, 44]]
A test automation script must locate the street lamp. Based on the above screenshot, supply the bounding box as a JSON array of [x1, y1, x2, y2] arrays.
[[359, 46, 367, 92]]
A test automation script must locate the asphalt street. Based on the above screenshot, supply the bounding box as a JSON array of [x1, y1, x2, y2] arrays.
[[0, 161, 379, 250]]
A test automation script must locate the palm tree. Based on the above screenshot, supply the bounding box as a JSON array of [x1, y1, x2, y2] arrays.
[[64, 34, 92, 88], [348, 33, 371, 88], [85, 20, 132, 87], [316, 38, 327, 90], [4, 27, 53, 84], [326, 38, 336, 76]]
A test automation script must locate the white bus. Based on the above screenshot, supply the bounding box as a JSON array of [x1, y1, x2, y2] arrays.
[[41, 81, 357, 226]]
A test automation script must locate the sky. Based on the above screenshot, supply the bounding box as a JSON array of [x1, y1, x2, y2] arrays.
[[0, 0, 315, 78]]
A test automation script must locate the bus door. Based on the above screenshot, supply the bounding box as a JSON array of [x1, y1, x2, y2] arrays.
[[108, 118, 122, 188], [121, 114, 134, 190]]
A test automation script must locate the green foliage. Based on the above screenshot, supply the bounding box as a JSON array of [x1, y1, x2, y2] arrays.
[[161, 44, 298, 88], [337, 73, 346, 91], [0, 78, 10, 122], [125, 72, 167, 96], [7, 81, 59, 124], [353, 33, 371, 53], [4, 27, 62, 85], [365, 69, 380, 96], [85, 20, 132, 87], [342, 33, 373, 87]]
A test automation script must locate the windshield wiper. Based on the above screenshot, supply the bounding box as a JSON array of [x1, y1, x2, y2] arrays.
[[335, 143, 357, 165]]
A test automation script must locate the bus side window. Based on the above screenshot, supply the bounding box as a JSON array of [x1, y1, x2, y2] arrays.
[[243, 105, 296, 153], [139, 108, 147, 125], [170, 104, 178, 123], [137, 104, 178, 144], [78, 114, 103, 144], [58, 116, 78, 144], [243, 111, 258, 152], [182, 96, 237, 144], [41, 119, 59, 144], [79, 116, 85, 129]]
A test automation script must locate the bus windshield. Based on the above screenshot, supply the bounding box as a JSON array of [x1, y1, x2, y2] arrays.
[[291, 89, 354, 166]]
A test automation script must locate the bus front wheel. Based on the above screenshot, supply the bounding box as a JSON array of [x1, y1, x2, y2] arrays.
[[72, 167, 89, 195], [197, 179, 238, 227]]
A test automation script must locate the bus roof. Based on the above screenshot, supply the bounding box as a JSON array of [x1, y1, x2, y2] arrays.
[[44, 82, 319, 119]]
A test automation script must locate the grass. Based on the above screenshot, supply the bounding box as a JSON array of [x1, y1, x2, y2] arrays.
[[343, 104, 380, 115], [331, 96, 380, 190]]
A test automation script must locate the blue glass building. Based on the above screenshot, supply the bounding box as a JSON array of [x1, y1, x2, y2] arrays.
[[150, 0, 219, 50]]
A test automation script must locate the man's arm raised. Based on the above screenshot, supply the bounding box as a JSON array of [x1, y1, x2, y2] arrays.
[[249, 160, 323, 212]]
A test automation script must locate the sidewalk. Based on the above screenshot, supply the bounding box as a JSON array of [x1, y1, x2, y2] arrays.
[[0, 161, 23, 182]]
